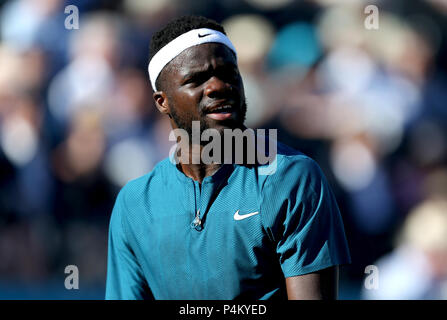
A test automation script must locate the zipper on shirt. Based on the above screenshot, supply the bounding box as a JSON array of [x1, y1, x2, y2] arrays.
[[191, 209, 202, 230], [191, 181, 203, 231]]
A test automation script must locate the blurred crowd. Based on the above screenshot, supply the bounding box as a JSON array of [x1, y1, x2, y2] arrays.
[[0, 0, 446, 299]]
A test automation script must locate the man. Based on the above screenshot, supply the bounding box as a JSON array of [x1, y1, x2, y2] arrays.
[[105, 15, 351, 300]]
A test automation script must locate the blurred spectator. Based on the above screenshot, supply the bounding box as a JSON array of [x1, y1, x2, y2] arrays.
[[50, 107, 114, 223], [47, 12, 123, 129], [363, 198, 447, 299]]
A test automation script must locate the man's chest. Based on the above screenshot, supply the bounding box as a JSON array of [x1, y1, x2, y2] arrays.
[[127, 183, 280, 299]]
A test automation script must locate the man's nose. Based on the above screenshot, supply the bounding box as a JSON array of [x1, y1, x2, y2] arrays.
[[204, 76, 232, 98]]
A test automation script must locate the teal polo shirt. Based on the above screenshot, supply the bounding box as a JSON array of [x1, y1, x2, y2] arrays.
[[105, 142, 351, 299]]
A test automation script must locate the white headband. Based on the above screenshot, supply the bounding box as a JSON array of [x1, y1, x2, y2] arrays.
[[148, 28, 237, 91]]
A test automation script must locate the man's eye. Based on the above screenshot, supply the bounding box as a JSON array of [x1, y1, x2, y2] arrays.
[[222, 71, 239, 83], [184, 77, 195, 84], [185, 74, 205, 85]]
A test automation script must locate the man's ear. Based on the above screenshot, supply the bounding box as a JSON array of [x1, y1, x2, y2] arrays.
[[153, 91, 170, 116]]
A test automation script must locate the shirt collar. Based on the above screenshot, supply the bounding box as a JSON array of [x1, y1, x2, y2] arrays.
[[168, 152, 235, 185]]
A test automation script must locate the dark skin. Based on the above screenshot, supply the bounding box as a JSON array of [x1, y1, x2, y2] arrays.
[[154, 43, 247, 181], [153, 42, 338, 300]]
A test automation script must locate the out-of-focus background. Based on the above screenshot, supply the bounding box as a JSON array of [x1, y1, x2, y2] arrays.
[[0, 0, 446, 300]]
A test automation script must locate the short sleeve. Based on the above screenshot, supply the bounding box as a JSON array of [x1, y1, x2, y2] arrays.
[[105, 189, 152, 300], [261, 156, 351, 278]]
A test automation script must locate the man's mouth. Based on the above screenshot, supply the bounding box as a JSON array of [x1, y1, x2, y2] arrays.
[[204, 104, 237, 121]]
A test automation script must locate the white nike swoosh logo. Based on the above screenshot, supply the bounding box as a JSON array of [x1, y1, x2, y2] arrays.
[[233, 210, 259, 221]]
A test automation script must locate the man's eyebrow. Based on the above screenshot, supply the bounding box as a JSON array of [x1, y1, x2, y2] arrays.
[[182, 68, 208, 81], [182, 61, 238, 81]]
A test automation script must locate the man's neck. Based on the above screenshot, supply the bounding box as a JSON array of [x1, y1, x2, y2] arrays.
[[178, 161, 222, 184], [175, 124, 249, 183]]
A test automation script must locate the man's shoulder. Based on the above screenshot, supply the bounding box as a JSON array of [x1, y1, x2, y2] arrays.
[[252, 142, 326, 200], [270, 141, 321, 177], [117, 157, 172, 203]]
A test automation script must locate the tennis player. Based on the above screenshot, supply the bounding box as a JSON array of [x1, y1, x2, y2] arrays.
[[105, 15, 351, 300]]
